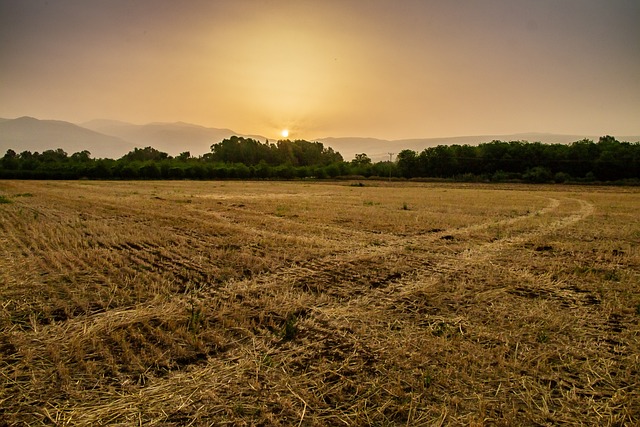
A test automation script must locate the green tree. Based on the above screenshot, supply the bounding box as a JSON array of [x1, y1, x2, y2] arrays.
[[40, 148, 68, 163], [71, 150, 92, 162], [121, 147, 169, 162], [351, 153, 372, 166], [396, 149, 419, 178], [2, 149, 18, 170], [176, 151, 191, 161]]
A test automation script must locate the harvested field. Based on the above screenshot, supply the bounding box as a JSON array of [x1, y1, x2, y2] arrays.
[[1, 180, 639, 426]]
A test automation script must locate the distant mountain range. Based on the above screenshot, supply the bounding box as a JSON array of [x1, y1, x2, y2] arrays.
[[80, 119, 265, 157], [0, 117, 135, 159], [1, 116, 638, 161]]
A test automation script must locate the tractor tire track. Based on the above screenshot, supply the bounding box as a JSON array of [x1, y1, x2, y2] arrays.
[[439, 198, 594, 268], [2, 193, 601, 423], [43, 197, 597, 426], [130, 195, 564, 334], [220, 196, 565, 300], [292, 197, 594, 318], [23, 196, 566, 345], [2, 194, 572, 355]]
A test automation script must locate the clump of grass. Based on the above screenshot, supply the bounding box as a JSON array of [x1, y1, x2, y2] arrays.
[[261, 353, 274, 368], [432, 321, 448, 337], [188, 301, 204, 333], [275, 205, 288, 217], [423, 371, 434, 388], [0, 195, 11, 204], [282, 315, 297, 341], [537, 330, 549, 343], [604, 269, 620, 282]]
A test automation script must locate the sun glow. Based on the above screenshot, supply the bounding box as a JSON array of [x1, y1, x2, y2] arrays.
[[281, 129, 289, 138]]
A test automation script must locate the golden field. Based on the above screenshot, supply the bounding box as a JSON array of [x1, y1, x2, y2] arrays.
[[0, 180, 638, 426]]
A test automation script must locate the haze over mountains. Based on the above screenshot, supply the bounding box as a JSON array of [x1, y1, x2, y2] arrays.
[[0, 117, 134, 159], [80, 119, 260, 158], [1, 116, 638, 162]]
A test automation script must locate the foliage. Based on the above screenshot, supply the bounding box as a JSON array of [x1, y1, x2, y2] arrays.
[[396, 136, 640, 182], [209, 136, 343, 166], [1, 135, 639, 182]]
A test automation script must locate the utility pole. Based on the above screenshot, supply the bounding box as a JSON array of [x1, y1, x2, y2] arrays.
[[388, 152, 395, 182]]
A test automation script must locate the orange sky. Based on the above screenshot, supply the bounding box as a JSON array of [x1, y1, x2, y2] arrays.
[[1, 0, 639, 141]]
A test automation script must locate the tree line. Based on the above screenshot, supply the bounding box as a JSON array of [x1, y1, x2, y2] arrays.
[[0, 138, 348, 180], [394, 136, 639, 183], [1, 135, 638, 183]]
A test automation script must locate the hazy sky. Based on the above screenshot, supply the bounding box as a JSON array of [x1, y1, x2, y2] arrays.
[[1, 0, 639, 140]]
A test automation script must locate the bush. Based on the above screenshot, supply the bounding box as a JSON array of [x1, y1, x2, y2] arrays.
[[554, 172, 572, 183], [523, 167, 553, 183]]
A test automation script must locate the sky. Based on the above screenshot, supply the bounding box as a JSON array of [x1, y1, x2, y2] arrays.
[[1, 0, 639, 141]]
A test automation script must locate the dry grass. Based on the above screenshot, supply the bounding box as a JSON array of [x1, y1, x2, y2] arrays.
[[0, 180, 638, 426]]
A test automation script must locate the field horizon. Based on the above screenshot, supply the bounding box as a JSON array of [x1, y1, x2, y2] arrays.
[[1, 180, 638, 425]]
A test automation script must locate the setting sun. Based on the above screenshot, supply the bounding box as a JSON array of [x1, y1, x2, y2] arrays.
[[281, 129, 289, 138]]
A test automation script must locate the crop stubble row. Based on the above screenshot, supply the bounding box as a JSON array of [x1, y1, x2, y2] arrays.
[[0, 180, 638, 425]]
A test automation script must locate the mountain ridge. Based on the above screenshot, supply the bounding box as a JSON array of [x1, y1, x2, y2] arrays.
[[81, 120, 240, 156], [0, 117, 135, 159]]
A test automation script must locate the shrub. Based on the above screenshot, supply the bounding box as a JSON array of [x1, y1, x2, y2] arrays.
[[554, 172, 572, 183], [523, 167, 553, 183]]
